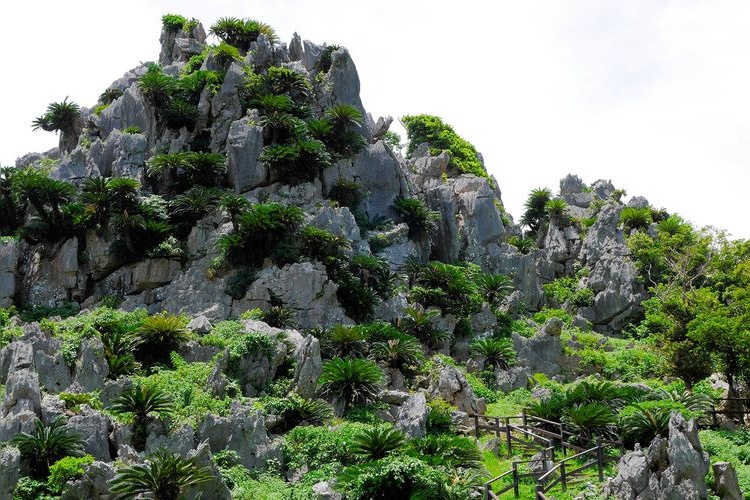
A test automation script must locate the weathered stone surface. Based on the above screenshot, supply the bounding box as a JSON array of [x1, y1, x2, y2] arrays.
[[61, 460, 115, 500], [3, 369, 41, 417], [184, 440, 232, 500], [73, 337, 109, 392], [226, 116, 267, 192], [40, 394, 66, 424], [312, 479, 343, 500], [97, 82, 157, 144], [511, 318, 571, 377], [240, 262, 346, 328], [197, 403, 281, 470], [713, 461, 744, 500], [309, 205, 363, 253], [428, 360, 485, 415], [67, 409, 112, 461], [0, 446, 21, 500], [395, 391, 428, 438], [604, 413, 709, 500], [187, 315, 213, 335], [0, 240, 17, 308], [210, 62, 246, 152], [146, 424, 195, 457], [292, 335, 322, 399], [22, 238, 81, 307], [485, 244, 544, 312]]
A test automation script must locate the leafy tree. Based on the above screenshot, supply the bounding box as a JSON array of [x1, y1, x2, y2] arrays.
[[401, 114, 486, 178], [109, 448, 214, 500], [109, 385, 174, 451], [11, 417, 84, 478], [318, 358, 385, 413]]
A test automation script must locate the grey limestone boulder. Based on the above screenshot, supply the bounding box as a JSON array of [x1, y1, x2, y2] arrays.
[[187, 315, 213, 335], [0, 446, 20, 500], [604, 413, 709, 500], [21, 237, 81, 307], [183, 440, 232, 500], [313, 479, 343, 500], [226, 115, 267, 192], [510, 318, 569, 377], [0, 240, 18, 308], [197, 403, 281, 471], [67, 409, 113, 461], [210, 62, 246, 152], [292, 335, 322, 399], [146, 424, 195, 457], [3, 369, 41, 417], [97, 84, 157, 144], [73, 337, 109, 392], [395, 391, 428, 438], [428, 360, 485, 415], [61, 460, 115, 500], [713, 461, 744, 500]]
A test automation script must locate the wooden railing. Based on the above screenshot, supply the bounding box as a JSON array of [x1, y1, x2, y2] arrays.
[[472, 413, 622, 499], [535, 441, 607, 500]]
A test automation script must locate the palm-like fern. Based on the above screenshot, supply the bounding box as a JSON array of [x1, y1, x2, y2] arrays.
[[31, 97, 81, 134], [11, 417, 84, 477], [394, 197, 440, 238], [109, 448, 214, 500], [409, 434, 482, 468], [318, 358, 384, 411], [477, 273, 515, 306], [134, 312, 190, 365], [109, 385, 174, 451], [620, 404, 672, 448], [370, 333, 424, 372], [470, 338, 515, 370], [562, 402, 618, 443], [352, 425, 406, 461], [319, 324, 370, 359]]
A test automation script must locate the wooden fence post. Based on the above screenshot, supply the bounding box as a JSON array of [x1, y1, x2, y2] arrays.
[[522, 408, 527, 428], [561, 462, 567, 492], [513, 463, 519, 497], [506, 417, 512, 457], [475, 414, 480, 439], [597, 438, 604, 481], [495, 417, 501, 440]]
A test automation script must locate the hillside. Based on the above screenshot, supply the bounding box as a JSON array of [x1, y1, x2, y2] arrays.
[[0, 13, 748, 499]]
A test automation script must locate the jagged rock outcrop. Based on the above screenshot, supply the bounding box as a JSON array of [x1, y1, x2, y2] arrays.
[[0, 241, 18, 308], [428, 360, 485, 416], [66, 408, 113, 461], [197, 403, 281, 470], [394, 391, 428, 438], [604, 413, 710, 499], [0, 446, 20, 500], [713, 461, 744, 500], [61, 460, 115, 500]]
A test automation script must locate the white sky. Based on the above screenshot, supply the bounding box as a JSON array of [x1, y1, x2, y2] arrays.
[[1, 0, 748, 240]]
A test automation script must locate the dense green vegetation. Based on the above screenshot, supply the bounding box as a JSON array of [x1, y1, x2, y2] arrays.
[[402, 114, 487, 178]]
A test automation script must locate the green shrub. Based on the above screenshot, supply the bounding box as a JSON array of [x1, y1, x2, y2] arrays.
[[543, 277, 594, 307], [161, 14, 188, 33], [318, 44, 341, 73], [212, 42, 241, 66], [210, 17, 278, 50], [58, 392, 103, 413], [12, 476, 54, 500], [407, 434, 482, 469], [402, 114, 486, 178], [282, 422, 367, 471], [123, 125, 142, 134], [426, 398, 455, 434], [47, 454, 94, 493], [337, 455, 460, 499]]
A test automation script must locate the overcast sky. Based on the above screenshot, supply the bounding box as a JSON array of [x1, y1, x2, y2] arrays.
[[1, 0, 748, 240]]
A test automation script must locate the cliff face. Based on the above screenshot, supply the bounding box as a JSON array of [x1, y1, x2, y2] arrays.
[[2, 20, 645, 336]]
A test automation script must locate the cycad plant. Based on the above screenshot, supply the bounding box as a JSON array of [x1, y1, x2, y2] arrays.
[[138, 65, 175, 108], [544, 197, 568, 222], [109, 385, 174, 451], [620, 206, 652, 232], [507, 235, 536, 254], [520, 187, 552, 235], [394, 197, 440, 239], [470, 338, 515, 370], [12, 417, 84, 478], [101, 330, 141, 379], [620, 403, 673, 448], [218, 193, 251, 231], [370, 332, 424, 373], [319, 324, 370, 359], [109, 448, 214, 500], [31, 97, 81, 153], [400, 304, 448, 349], [170, 186, 220, 227], [318, 358, 385, 413], [477, 273, 515, 307], [409, 434, 482, 469], [352, 425, 406, 461], [80, 177, 113, 228], [134, 312, 190, 365], [562, 402, 619, 443]]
